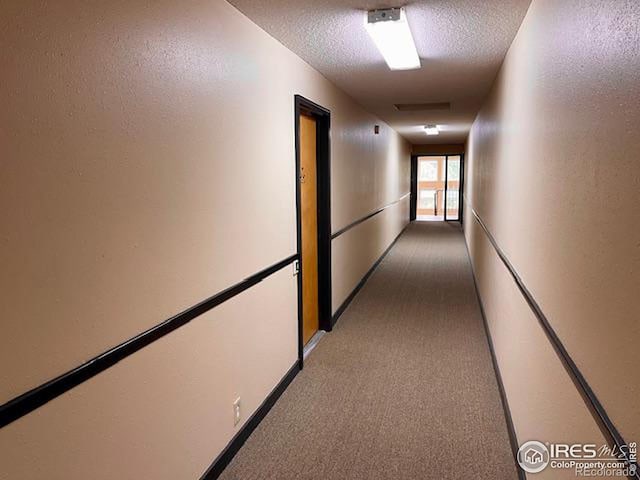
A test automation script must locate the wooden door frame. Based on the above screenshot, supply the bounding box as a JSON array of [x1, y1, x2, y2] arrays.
[[294, 95, 332, 369], [411, 153, 465, 224]]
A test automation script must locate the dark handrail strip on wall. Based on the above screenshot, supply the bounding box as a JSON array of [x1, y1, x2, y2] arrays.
[[0, 254, 298, 429], [331, 192, 411, 240], [468, 205, 639, 478]]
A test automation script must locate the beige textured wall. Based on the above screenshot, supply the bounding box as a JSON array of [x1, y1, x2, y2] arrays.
[[1, 269, 298, 480], [464, 0, 640, 461], [0, 0, 409, 477], [332, 197, 409, 312]]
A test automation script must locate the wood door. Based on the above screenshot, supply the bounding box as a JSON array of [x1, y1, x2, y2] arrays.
[[300, 113, 319, 345]]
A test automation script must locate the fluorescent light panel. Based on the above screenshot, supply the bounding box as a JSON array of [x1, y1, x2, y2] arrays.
[[424, 125, 439, 135], [365, 8, 420, 71]]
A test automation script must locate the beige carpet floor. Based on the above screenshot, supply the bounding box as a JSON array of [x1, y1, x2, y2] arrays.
[[219, 222, 517, 480]]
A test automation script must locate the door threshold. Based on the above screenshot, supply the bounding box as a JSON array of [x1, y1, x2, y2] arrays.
[[303, 330, 326, 360]]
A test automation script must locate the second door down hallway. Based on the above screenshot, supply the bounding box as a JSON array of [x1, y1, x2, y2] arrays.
[[1, 1, 639, 480]]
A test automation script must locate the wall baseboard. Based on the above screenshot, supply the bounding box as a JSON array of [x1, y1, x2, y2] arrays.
[[201, 361, 301, 479], [331, 223, 409, 328]]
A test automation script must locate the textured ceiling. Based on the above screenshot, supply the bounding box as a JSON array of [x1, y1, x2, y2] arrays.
[[228, 0, 531, 144]]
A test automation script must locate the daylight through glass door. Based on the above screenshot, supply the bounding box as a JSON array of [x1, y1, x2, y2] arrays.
[[416, 155, 462, 222], [445, 156, 461, 221]]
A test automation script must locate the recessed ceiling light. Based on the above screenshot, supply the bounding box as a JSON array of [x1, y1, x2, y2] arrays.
[[424, 125, 440, 136], [365, 8, 420, 71]]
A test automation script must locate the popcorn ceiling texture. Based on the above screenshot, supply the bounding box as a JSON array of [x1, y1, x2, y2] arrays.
[[228, 0, 532, 144]]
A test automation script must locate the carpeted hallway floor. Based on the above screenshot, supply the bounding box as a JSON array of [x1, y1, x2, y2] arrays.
[[219, 222, 517, 480]]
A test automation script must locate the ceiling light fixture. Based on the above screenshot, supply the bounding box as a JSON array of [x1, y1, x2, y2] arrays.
[[365, 7, 420, 71], [424, 125, 440, 136]]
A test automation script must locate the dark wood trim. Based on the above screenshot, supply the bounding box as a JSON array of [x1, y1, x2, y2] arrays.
[[331, 193, 410, 240], [467, 204, 639, 479], [200, 361, 300, 479], [294, 95, 333, 367], [331, 223, 408, 328], [0, 254, 298, 429]]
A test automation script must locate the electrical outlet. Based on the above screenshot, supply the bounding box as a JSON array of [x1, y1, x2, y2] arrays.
[[233, 397, 241, 426]]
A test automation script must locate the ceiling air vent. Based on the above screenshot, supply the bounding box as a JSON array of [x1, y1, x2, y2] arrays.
[[394, 102, 451, 111]]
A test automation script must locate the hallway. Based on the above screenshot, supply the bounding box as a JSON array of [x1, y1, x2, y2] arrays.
[[219, 222, 516, 479], [2, 1, 639, 478]]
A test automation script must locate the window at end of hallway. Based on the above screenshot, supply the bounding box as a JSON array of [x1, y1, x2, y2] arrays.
[[419, 160, 439, 181], [446, 190, 459, 210], [447, 158, 460, 181], [419, 189, 436, 209]]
